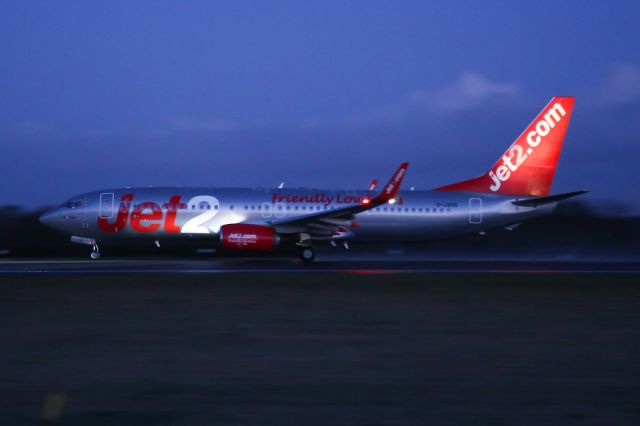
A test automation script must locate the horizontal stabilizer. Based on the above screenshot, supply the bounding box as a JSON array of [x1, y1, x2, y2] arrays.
[[512, 190, 588, 207]]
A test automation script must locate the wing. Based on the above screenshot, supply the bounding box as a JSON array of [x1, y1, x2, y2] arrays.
[[267, 162, 408, 239]]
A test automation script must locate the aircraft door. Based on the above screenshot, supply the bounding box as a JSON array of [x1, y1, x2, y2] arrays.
[[469, 198, 483, 224], [99, 193, 115, 219]]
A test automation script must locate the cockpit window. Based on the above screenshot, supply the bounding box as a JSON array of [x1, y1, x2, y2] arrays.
[[64, 201, 82, 209]]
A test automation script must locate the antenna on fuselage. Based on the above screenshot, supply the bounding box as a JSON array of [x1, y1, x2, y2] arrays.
[[278, 182, 284, 189]]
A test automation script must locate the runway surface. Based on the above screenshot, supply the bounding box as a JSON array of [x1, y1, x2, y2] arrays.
[[1, 272, 639, 425], [0, 257, 639, 274]]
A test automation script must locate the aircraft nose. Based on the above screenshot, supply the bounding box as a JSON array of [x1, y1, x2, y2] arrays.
[[39, 209, 60, 228]]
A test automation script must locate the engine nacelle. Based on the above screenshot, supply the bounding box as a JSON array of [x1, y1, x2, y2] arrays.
[[219, 224, 280, 252]]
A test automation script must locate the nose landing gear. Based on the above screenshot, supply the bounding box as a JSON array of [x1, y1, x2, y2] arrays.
[[90, 245, 101, 260]]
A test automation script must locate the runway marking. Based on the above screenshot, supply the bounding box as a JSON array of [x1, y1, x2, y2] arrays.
[[1, 268, 639, 275], [41, 394, 67, 423], [1, 260, 639, 275]]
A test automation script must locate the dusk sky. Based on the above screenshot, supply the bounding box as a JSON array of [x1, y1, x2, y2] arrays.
[[2, 1, 640, 213]]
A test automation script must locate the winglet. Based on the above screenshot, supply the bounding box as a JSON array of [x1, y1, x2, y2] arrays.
[[376, 162, 409, 202]]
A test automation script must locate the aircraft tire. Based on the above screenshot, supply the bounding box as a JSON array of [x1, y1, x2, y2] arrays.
[[300, 247, 316, 262], [90, 245, 101, 260]]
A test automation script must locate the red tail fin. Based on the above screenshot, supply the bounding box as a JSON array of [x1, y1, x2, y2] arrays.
[[436, 96, 575, 196]]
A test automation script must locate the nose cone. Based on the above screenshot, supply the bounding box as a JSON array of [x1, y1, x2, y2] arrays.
[[39, 209, 60, 228]]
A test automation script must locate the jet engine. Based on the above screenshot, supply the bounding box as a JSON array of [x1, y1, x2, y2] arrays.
[[219, 224, 280, 251]]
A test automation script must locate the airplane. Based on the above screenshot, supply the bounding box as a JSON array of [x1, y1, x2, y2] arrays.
[[40, 96, 586, 261]]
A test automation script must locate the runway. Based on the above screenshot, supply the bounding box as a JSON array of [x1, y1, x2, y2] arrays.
[[0, 258, 639, 275], [1, 271, 639, 425]]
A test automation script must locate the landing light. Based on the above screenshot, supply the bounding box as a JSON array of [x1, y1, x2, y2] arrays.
[[362, 198, 370, 205], [388, 198, 396, 204]]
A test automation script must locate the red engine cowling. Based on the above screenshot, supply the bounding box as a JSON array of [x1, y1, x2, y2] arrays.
[[219, 224, 279, 251]]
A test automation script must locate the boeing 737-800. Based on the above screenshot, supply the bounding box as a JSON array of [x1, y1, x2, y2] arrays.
[[40, 96, 586, 261]]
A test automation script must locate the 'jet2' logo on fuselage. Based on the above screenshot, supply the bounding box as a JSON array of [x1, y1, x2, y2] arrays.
[[98, 194, 184, 233], [488, 102, 567, 192], [97, 194, 222, 234]]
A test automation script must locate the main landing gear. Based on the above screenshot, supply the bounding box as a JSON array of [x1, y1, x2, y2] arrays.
[[90, 244, 101, 260], [299, 246, 316, 262]]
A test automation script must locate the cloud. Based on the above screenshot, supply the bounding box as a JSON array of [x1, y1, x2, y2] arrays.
[[409, 72, 519, 112], [9, 120, 56, 138], [161, 73, 520, 133], [598, 63, 640, 105], [297, 118, 323, 129], [168, 117, 238, 132], [345, 72, 519, 127]]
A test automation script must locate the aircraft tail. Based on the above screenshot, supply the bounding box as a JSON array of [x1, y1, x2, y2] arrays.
[[436, 96, 575, 196]]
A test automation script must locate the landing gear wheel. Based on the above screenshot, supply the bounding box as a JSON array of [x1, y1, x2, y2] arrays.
[[299, 247, 316, 262], [90, 245, 101, 260]]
